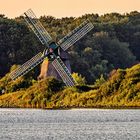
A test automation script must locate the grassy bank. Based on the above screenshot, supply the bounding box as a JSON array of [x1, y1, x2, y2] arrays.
[[0, 64, 140, 109]]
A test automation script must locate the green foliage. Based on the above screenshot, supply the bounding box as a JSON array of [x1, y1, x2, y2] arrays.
[[43, 77, 64, 93], [0, 77, 63, 108], [0, 11, 140, 108], [0, 64, 139, 108], [0, 65, 36, 93], [0, 12, 139, 84], [94, 74, 106, 87], [6, 77, 33, 93], [72, 72, 86, 85]]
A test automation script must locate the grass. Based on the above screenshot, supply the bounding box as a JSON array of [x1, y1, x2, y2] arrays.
[[0, 64, 140, 109]]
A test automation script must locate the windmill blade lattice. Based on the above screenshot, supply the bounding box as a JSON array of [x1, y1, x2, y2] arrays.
[[9, 9, 94, 87], [57, 21, 94, 51], [23, 9, 52, 46], [52, 57, 76, 87], [10, 52, 45, 80]]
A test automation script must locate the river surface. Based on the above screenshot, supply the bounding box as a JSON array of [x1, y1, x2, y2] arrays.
[[0, 108, 140, 140]]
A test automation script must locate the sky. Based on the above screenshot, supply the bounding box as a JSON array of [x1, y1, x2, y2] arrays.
[[0, 0, 140, 18]]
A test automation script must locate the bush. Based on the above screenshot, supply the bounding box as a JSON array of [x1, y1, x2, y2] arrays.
[[72, 73, 86, 85], [94, 74, 106, 87]]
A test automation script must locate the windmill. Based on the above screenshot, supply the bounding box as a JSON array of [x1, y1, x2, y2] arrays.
[[9, 9, 94, 87]]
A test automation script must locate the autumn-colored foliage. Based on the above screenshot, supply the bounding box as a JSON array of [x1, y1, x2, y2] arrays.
[[0, 64, 139, 108]]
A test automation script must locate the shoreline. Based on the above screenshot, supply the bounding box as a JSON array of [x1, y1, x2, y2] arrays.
[[0, 106, 140, 110]]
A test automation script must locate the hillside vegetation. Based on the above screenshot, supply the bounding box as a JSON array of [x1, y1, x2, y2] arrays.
[[0, 11, 140, 83], [0, 64, 139, 108], [0, 11, 140, 108]]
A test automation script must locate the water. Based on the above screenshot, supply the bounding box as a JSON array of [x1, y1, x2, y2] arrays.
[[0, 109, 140, 140]]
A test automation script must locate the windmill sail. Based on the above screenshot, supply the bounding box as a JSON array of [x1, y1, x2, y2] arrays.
[[57, 20, 94, 51], [10, 52, 46, 80], [52, 57, 76, 86], [9, 9, 93, 87], [23, 9, 52, 46]]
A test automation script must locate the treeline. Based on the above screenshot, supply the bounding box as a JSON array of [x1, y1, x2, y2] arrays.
[[0, 11, 140, 83]]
